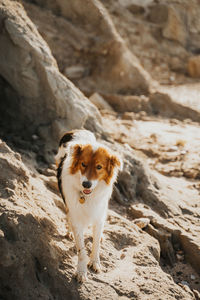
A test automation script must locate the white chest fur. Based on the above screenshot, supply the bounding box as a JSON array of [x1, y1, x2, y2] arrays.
[[62, 171, 112, 228]]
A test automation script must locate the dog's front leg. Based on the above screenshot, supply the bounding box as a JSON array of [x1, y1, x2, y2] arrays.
[[88, 222, 104, 273], [72, 226, 88, 282], [66, 212, 73, 240]]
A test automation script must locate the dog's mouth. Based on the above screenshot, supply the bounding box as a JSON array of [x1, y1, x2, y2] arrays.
[[83, 189, 92, 195]]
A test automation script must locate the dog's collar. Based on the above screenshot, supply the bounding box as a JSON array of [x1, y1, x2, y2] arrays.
[[79, 192, 85, 204]]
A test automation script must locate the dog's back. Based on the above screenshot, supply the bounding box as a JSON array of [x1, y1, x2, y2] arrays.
[[55, 129, 96, 166]]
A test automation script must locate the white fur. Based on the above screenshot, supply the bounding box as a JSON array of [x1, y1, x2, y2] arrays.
[[55, 130, 96, 166], [57, 130, 122, 282]]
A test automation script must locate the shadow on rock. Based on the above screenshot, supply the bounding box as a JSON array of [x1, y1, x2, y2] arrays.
[[0, 212, 83, 300]]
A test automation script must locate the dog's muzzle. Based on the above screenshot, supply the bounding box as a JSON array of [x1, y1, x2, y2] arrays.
[[82, 181, 92, 189], [82, 181, 92, 195]]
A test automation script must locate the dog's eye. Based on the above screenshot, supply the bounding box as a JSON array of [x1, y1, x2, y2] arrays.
[[96, 165, 102, 170], [81, 162, 87, 168]]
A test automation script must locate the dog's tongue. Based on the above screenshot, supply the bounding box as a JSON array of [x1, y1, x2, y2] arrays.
[[83, 189, 91, 195]]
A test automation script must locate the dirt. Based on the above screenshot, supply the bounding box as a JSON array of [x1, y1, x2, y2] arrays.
[[1, 92, 200, 299], [102, 108, 200, 294]]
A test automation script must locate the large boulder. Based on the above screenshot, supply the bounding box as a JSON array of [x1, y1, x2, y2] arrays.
[[150, 84, 200, 122], [23, 0, 153, 95], [187, 56, 200, 78], [162, 6, 187, 46], [0, 0, 102, 150]]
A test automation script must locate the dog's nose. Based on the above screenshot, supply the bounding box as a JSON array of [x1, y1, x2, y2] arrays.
[[82, 181, 92, 189]]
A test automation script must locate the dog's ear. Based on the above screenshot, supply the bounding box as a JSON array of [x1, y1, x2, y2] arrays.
[[114, 154, 123, 171], [70, 144, 83, 174], [106, 153, 123, 180], [73, 144, 83, 157], [110, 154, 123, 171]]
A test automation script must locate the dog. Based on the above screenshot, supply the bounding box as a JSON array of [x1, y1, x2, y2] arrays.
[[55, 129, 122, 282]]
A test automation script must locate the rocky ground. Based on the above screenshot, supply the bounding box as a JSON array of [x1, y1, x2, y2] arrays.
[[0, 0, 200, 299]]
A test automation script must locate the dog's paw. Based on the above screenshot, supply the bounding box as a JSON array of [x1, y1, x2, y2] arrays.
[[88, 260, 101, 273], [75, 270, 88, 283]]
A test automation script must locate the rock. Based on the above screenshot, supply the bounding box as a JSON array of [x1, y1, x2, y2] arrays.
[[176, 253, 184, 261], [0, 229, 4, 238], [193, 289, 200, 299], [118, 0, 153, 8], [187, 55, 200, 78], [181, 281, 190, 287], [1, 140, 194, 300], [24, 0, 154, 95], [0, 139, 30, 191], [38, 168, 56, 177], [182, 154, 200, 179], [162, 7, 187, 46], [64, 65, 85, 79], [89, 93, 114, 111], [110, 135, 200, 273], [0, 0, 102, 152], [128, 4, 145, 15], [148, 4, 168, 24], [145, 224, 176, 265], [169, 56, 187, 73], [180, 233, 200, 274], [102, 94, 151, 113], [32, 134, 39, 141], [121, 112, 135, 120], [169, 145, 178, 152], [43, 175, 58, 193], [150, 84, 200, 122], [190, 274, 196, 280], [133, 218, 150, 229]]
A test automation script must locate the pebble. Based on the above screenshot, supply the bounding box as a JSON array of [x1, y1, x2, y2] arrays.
[[134, 218, 150, 229], [181, 280, 190, 287], [169, 145, 178, 152], [32, 134, 39, 140], [6, 188, 16, 197], [176, 254, 184, 261], [120, 253, 126, 259], [14, 153, 21, 161], [0, 229, 4, 238], [38, 168, 56, 177], [64, 65, 85, 79], [180, 150, 187, 155], [191, 274, 196, 280], [121, 112, 135, 120]]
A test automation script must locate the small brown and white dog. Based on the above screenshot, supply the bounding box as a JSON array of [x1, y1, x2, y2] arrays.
[[55, 129, 122, 282]]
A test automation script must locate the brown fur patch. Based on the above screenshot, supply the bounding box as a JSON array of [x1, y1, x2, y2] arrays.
[[70, 145, 120, 184], [105, 152, 121, 184], [70, 144, 93, 175]]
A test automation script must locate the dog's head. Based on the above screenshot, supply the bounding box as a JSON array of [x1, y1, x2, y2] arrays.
[[69, 144, 122, 196]]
